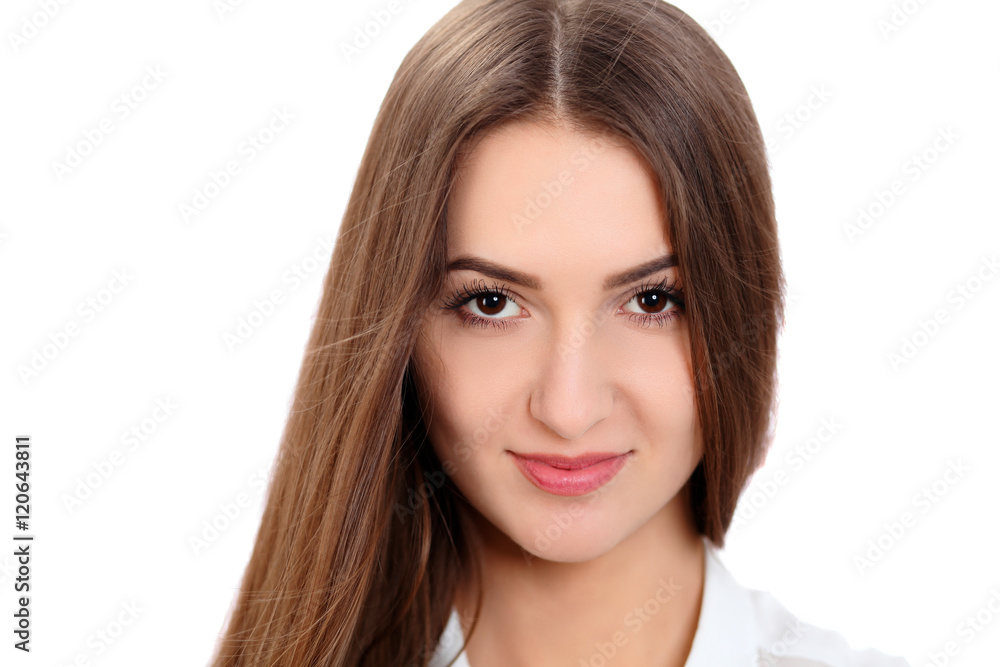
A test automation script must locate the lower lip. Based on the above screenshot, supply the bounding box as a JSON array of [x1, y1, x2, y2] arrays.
[[509, 452, 631, 497]]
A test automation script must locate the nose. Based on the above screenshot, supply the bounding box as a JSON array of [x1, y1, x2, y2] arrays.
[[528, 322, 614, 441]]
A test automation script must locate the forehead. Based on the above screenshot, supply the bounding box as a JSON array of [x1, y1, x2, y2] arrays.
[[446, 121, 669, 270]]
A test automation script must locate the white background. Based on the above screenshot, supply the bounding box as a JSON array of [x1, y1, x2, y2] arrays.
[[1, 0, 997, 665]]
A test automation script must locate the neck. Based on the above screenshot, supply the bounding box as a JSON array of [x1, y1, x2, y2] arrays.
[[455, 486, 706, 667]]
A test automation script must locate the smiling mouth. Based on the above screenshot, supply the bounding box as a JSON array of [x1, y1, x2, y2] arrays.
[[507, 451, 632, 496]]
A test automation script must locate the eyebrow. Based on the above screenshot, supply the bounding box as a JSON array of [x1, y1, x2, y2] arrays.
[[445, 253, 677, 291]]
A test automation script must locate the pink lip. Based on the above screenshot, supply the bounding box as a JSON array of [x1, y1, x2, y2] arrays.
[[508, 451, 631, 496]]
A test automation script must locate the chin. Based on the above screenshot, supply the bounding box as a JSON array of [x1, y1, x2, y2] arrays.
[[519, 539, 620, 564], [508, 512, 633, 564]]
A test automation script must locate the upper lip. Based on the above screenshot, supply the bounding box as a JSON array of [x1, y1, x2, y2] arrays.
[[508, 451, 629, 470]]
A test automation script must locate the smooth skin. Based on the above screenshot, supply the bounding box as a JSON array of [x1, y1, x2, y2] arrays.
[[411, 120, 706, 667]]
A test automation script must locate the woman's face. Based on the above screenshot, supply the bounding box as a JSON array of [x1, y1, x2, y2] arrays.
[[411, 120, 703, 563]]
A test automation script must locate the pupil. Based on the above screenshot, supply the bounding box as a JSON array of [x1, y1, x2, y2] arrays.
[[643, 292, 662, 312]]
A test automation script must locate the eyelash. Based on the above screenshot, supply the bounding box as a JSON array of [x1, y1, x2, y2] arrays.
[[440, 277, 686, 332]]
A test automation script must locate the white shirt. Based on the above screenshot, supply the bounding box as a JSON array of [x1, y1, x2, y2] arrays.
[[428, 537, 910, 666]]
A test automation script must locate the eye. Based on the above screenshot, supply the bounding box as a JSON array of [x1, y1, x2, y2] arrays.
[[625, 290, 671, 314], [466, 291, 521, 319], [440, 279, 523, 330], [621, 278, 685, 328]]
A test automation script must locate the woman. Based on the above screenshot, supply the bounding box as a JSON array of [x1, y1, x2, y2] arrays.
[[211, 1, 909, 665]]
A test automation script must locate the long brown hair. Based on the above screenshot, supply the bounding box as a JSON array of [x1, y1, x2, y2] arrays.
[[211, 0, 785, 664]]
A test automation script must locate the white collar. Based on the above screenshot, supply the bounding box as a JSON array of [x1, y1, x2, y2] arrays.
[[684, 536, 759, 666]]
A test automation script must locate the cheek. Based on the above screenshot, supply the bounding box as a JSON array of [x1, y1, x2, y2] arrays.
[[624, 327, 702, 465], [412, 330, 514, 478]]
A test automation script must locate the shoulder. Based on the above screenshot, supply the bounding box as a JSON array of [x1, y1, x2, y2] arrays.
[[725, 555, 910, 667]]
